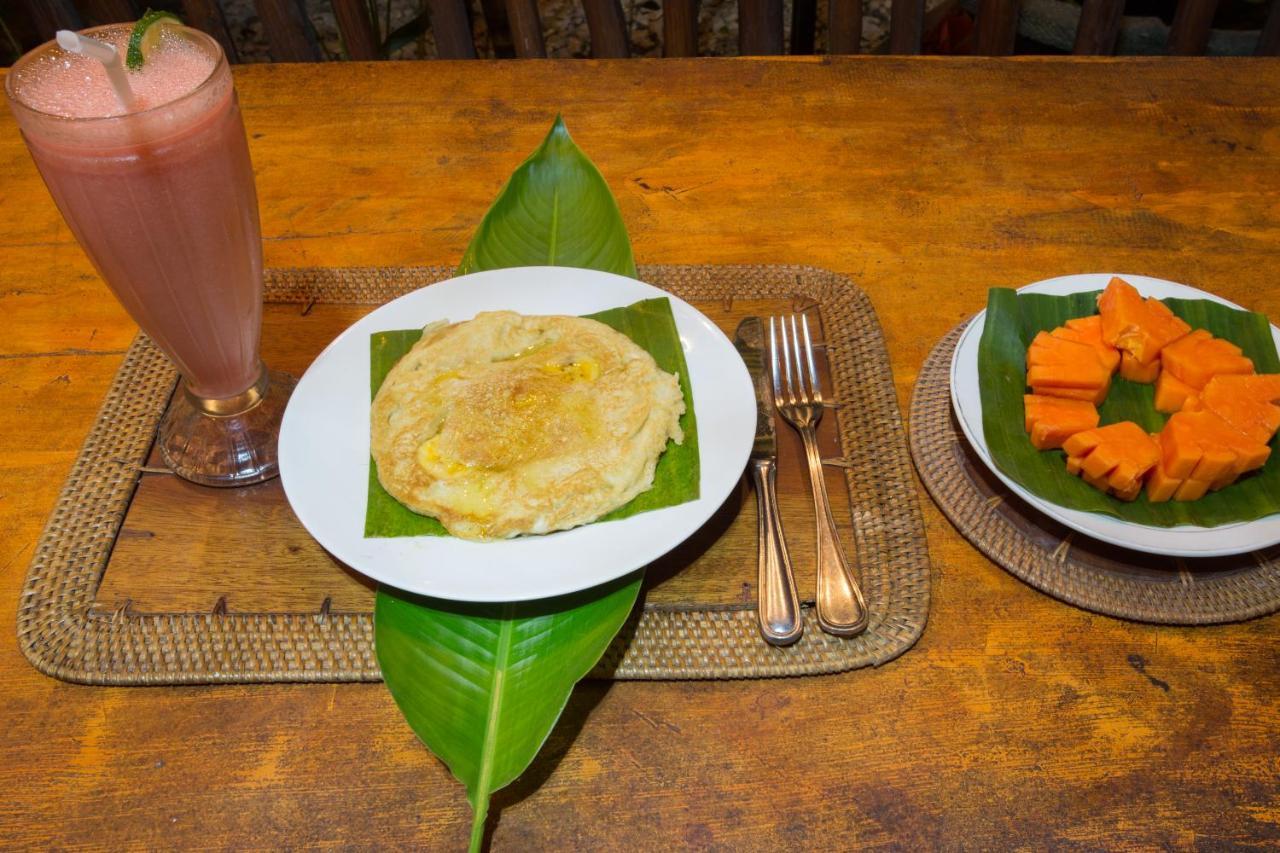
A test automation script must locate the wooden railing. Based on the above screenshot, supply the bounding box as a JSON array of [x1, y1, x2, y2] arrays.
[[9, 0, 1280, 60]]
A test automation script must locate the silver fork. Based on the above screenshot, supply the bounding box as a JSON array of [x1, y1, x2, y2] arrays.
[[770, 315, 869, 637]]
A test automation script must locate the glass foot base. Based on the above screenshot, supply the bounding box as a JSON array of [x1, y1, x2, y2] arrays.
[[158, 367, 296, 488]]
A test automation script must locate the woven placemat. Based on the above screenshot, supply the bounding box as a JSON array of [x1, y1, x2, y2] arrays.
[[910, 323, 1280, 625], [19, 264, 930, 684]]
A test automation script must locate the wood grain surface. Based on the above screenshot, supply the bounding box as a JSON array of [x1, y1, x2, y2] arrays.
[[2, 56, 1279, 849]]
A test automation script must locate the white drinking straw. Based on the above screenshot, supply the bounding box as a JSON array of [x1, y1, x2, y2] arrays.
[[55, 30, 135, 111]]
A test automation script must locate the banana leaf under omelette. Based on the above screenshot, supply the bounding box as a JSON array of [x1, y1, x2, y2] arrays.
[[365, 296, 700, 537], [978, 287, 1280, 527]]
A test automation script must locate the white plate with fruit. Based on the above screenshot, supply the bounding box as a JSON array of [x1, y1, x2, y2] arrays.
[[950, 273, 1280, 558]]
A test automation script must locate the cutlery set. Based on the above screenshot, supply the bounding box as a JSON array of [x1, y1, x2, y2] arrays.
[[734, 315, 868, 646]]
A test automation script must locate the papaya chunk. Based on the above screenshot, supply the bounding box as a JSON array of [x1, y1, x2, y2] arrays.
[[1154, 369, 1199, 414], [1146, 428, 1226, 503], [1174, 478, 1212, 502], [1023, 394, 1100, 450], [1162, 329, 1254, 390], [1156, 410, 1270, 495], [1027, 335, 1111, 389], [1029, 384, 1109, 405], [1112, 479, 1144, 502], [1027, 364, 1111, 389], [1097, 278, 1191, 365], [1146, 455, 1182, 503], [1098, 278, 1149, 353], [1026, 332, 1082, 365], [1118, 352, 1160, 384], [1142, 297, 1193, 360], [1188, 410, 1271, 480], [1199, 374, 1280, 446], [1160, 413, 1207, 479], [1054, 316, 1120, 374], [1062, 422, 1160, 501], [1192, 446, 1238, 485]]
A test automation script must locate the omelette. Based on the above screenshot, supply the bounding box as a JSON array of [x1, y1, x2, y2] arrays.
[[370, 311, 686, 541]]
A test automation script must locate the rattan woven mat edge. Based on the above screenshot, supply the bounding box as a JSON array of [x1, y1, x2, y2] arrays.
[[18, 264, 931, 685], [908, 323, 1280, 626]]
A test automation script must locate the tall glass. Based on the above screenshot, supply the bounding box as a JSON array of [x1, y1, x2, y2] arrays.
[[6, 25, 292, 487]]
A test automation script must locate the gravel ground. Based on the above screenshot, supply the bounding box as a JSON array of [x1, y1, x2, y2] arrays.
[[220, 0, 901, 60]]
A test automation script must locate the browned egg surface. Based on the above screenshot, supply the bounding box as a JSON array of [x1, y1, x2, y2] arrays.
[[370, 311, 685, 540]]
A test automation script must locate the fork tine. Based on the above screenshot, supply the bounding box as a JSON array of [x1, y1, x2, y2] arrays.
[[779, 315, 795, 405], [789, 315, 807, 402], [769, 316, 783, 404], [801, 314, 822, 405]]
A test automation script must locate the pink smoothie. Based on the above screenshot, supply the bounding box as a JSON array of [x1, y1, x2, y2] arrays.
[[7, 25, 264, 400]]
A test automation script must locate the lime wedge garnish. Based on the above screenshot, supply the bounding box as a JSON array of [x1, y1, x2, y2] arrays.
[[126, 9, 183, 71]]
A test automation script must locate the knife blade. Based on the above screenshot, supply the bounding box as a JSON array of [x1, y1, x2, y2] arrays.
[[734, 317, 802, 646], [734, 316, 778, 460]]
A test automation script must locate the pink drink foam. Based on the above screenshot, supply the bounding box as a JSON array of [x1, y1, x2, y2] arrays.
[[9, 26, 214, 118]]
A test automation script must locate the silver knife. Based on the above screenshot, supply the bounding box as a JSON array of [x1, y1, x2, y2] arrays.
[[734, 317, 803, 646]]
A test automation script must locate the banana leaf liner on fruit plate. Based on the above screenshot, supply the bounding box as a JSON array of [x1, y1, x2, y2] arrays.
[[978, 287, 1280, 528]]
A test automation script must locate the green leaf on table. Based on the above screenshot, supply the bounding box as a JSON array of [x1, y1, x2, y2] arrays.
[[365, 296, 700, 536], [366, 329, 449, 536], [376, 575, 640, 853], [588, 298, 700, 520], [458, 116, 636, 278], [979, 287, 1280, 526], [374, 116, 655, 852]]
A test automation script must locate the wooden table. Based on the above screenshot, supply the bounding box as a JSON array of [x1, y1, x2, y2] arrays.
[[2, 56, 1279, 848]]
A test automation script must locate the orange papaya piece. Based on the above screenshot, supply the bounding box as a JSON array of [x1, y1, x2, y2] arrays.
[[1160, 413, 1207, 479], [1160, 410, 1270, 494], [1028, 363, 1111, 390], [1119, 352, 1161, 384], [1055, 316, 1120, 373], [1097, 278, 1190, 365], [1030, 384, 1109, 405], [1062, 421, 1160, 501], [1191, 410, 1270, 474], [1154, 369, 1199, 414], [1174, 478, 1212, 502], [1146, 458, 1182, 503], [1162, 329, 1254, 390], [1142, 297, 1193, 360], [1199, 374, 1280, 446], [1098, 278, 1150, 351], [1023, 394, 1100, 451]]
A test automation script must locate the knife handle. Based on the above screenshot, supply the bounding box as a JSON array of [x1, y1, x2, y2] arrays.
[[798, 425, 868, 637], [749, 459, 803, 646]]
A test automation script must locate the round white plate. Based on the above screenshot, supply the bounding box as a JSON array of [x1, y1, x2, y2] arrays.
[[279, 266, 755, 602], [950, 272, 1280, 558]]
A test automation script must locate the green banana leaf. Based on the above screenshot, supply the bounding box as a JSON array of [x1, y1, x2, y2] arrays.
[[979, 287, 1280, 526], [366, 329, 448, 535], [458, 115, 636, 278], [365, 297, 700, 537], [377, 575, 640, 852], [374, 116, 653, 852]]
